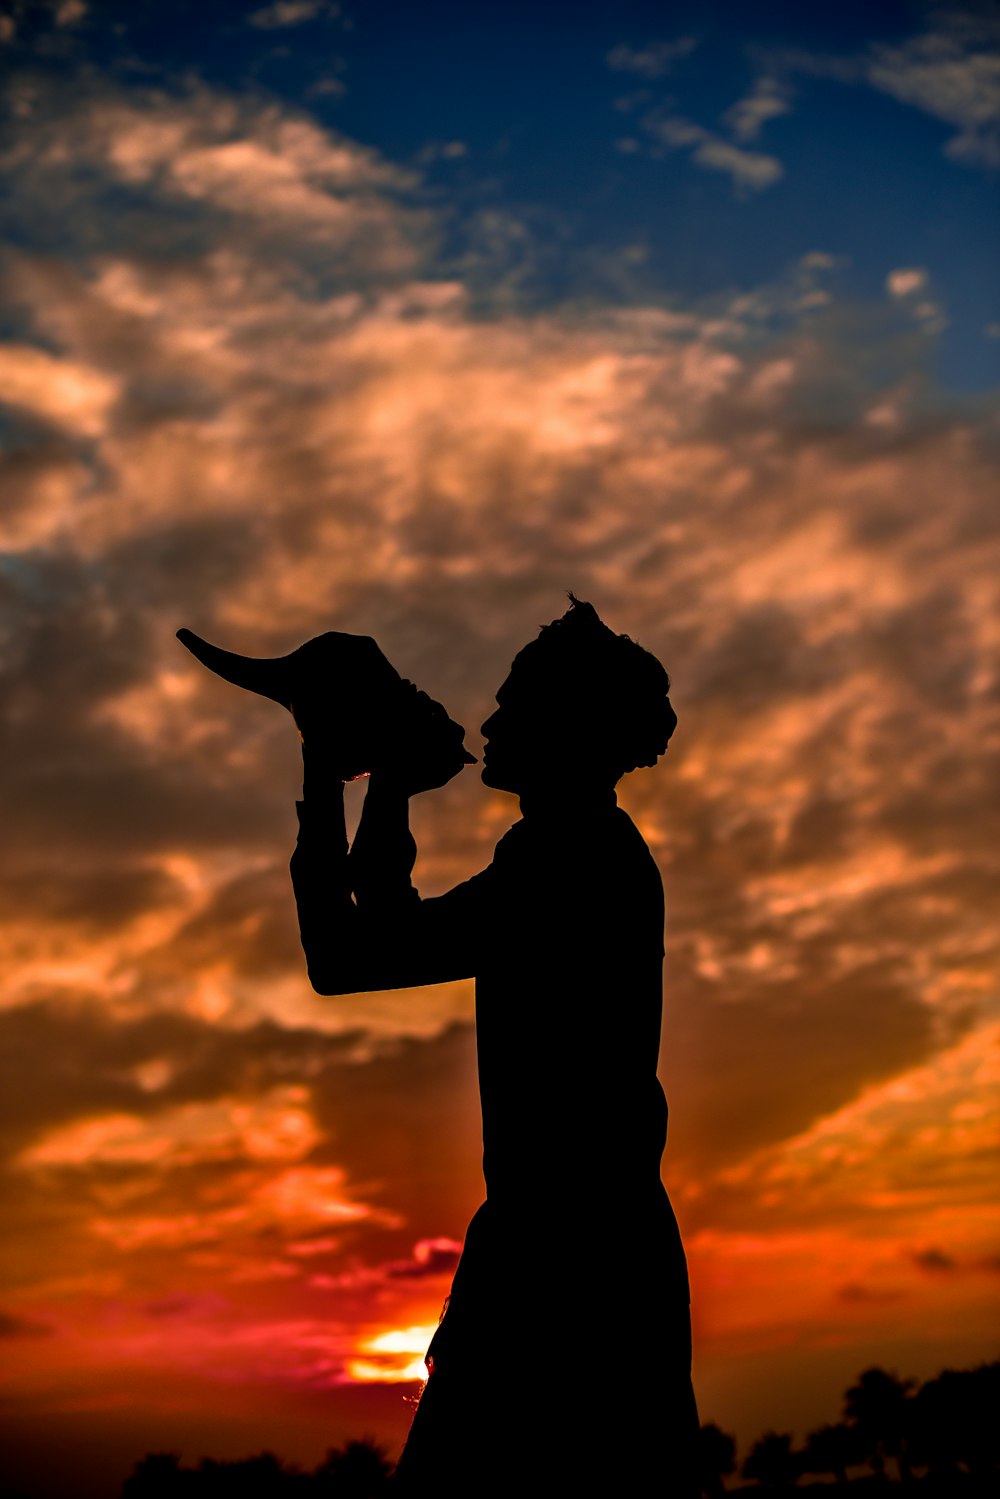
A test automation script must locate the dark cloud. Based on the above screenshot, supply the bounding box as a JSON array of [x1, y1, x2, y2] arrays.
[[385, 1239, 463, 1280], [912, 1247, 958, 1274], [309, 1024, 484, 1242], [662, 959, 945, 1177], [0, 998, 357, 1156], [152, 865, 305, 980], [836, 1282, 906, 1305], [142, 1294, 229, 1318], [0, 999, 483, 1284], [0, 1310, 52, 1338], [0, 865, 180, 933]]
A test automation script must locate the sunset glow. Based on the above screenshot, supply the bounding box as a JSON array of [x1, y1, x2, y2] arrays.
[[346, 1325, 441, 1384], [0, 2, 998, 1496]]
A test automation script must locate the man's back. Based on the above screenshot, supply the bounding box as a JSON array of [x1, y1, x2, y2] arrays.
[[473, 796, 669, 1212]]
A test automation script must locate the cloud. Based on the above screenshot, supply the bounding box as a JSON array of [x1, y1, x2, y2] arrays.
[[416, 139, 468, 165], [637, 114, 784, 192], [912, 1246, 958, 1274], [386, 1237, 463, 1279], [0, 343, 119, 436], [0, 1004, 482, 1406], [762, 15, 1000, 172], [0, 82, 425, 277], [663, 959, 945, 1175], [681, 1021, 1000, 1239], [866, 26, 1000, 168], [610, 53, 788, 191], [0, 1309, 52, 1337], [0, 997, 484, 1262], [17, 1087, 323, 1168], [724, 78, 792, 143], [0, 1000, 348, 1156], [883, 267, 947, 332], [142, 1292, 229, 1317], [248, 1, 337, 28], [606, 37, 697, 80], [836, 1281, 906, 1305], [54, 0, 87, 24], [887, 267, 929, 298]]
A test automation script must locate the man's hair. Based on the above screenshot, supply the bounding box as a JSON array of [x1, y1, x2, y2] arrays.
[[512, 594, 676, 778]]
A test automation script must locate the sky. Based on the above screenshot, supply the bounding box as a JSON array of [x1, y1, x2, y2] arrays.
[[0, 0, 998, 1493]]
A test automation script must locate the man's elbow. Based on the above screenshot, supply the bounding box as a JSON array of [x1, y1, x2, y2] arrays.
[[304, 959, 360, 997]]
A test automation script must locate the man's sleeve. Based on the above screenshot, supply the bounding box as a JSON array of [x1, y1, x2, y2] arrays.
[[290, 797, 491, 995]]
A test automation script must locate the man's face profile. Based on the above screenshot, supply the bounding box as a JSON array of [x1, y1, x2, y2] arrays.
[[476, 662, 563, 791], [480, 661, 591, 795], [479, 672, 536, 794]]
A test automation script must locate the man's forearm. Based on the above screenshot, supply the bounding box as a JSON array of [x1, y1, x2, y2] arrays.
[[290, 744, 351, 992], [349, 773, 418, 911], [290, 748, 420, 994]]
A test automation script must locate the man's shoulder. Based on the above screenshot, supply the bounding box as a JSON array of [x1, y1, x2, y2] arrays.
[[491, 807, 662, 886]]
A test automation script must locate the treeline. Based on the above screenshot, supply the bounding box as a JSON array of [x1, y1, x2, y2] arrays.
[[120, 1357, 999, 1496], [700, 1359, 999, 1493], [121, 1440, 392, 1497]]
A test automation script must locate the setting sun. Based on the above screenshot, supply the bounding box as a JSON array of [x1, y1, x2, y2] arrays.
[[345, 1325, 441, 1384]]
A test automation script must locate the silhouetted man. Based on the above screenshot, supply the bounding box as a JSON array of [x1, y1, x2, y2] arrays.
[[289, 597, 699, 1497]]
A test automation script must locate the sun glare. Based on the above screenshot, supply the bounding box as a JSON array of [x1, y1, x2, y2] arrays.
[[345, 1323, 440, 1384]]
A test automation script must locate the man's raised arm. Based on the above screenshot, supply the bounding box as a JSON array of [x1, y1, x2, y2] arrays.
[[290, 740, 487, 995]]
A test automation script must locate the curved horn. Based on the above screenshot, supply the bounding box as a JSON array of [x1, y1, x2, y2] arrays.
[[176, 629, 292, 707]]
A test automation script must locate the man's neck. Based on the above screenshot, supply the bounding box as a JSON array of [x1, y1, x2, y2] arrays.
[[517, 781, 618, 822]]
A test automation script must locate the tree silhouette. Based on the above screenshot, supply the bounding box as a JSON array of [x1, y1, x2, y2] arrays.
[[742, 1430, 798, 1490], [122, 1451, 304, 1498], [910, 1360, 1000, 1482], [121, 1453, 187, 1499], [698, 1421, 737, 1496], [194, 1452, 302, 1496], [313, 1438, 392, 1495], [800, 1422, 864, 1487], [844, 1366, 916, 1482]]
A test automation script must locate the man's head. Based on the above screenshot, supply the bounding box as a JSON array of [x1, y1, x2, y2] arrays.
[[480, 595, 677, 796]]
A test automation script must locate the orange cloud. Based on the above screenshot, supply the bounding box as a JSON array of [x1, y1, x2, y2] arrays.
[[0, 342, 118, 441]]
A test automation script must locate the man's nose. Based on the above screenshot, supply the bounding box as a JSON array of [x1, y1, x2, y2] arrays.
[[481, 711, 497, 738]]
